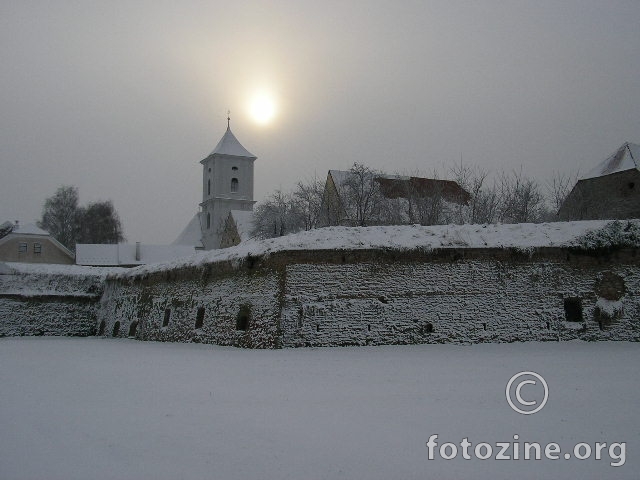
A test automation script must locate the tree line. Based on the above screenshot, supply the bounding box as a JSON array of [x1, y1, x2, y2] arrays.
[[252, 163, 578, 239], [38, 185, 125, 251]]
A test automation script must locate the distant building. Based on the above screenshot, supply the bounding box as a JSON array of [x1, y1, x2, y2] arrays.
[[559, 142, 640, 221], [219, 210, 255, 248], [199, 121, 257, 249], [75, 243, 196, 267], [173, 120, 257, 250], [0, 221, 74, 264], [318, 170, 470, 227]]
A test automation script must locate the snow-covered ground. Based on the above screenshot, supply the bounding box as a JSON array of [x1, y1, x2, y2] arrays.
[[1, 338, 637, 480]]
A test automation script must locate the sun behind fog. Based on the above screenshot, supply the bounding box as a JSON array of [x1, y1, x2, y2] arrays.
[[248, 92, 277, 125]]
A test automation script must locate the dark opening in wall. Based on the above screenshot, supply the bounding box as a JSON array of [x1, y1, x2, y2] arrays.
[[425, 323, 434, 334], [629, 182, 635, 190], [482, 323, 487, 331], [129, 321, 138, 337], [112, 321, 120, 337], [564, 298, 583, 322], [316, 324, 320, 332], [236, 305, 251, 331], [195, 307, 205, 329], [367, 324, 371, 332], [546, 321, 551, 330], [163, 309, 171, 327], [378, 296, 388, 304], [98, 320, 105, 336]]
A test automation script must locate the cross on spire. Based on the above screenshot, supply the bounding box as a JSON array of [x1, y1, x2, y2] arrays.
[[227, 109, 231, 128]]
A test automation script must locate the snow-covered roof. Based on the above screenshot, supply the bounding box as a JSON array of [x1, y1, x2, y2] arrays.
[[11, 223, 49, 236], [209, 127, 256, 158], [172, 213, 204, 248], [581, 142, 639, 180], [76, 244, 197, 266], [118, 219, 635, 278], [229, 210, 255, 242]]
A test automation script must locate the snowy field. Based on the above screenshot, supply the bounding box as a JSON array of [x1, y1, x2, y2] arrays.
[[1, 338, 638, 480]]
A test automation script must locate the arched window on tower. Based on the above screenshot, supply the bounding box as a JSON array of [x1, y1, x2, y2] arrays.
[[207, 212, 211, 229], [231, 178, 239, 193], [207, 179, 211, 195]]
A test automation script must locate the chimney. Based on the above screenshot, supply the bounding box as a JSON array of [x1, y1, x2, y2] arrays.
[[135, 242, 141, 261]]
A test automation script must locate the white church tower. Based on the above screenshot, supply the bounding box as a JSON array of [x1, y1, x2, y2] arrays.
[[199, 117, 256, 250]]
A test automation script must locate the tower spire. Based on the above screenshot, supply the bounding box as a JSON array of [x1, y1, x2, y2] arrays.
[[227, 109, 231, 129]]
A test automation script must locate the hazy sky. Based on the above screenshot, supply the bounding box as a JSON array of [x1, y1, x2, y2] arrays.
[[1, 1, 639, 244]]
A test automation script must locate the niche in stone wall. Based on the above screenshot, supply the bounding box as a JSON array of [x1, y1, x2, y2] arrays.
[[563, 298, 583, 322], [163, 309, 171, 328], [195, 307, 205, 329], [129, 321, 138, 338], [98, 320, 105, 336], [113, 321, 120, 337], [236, 304, 251, 331]]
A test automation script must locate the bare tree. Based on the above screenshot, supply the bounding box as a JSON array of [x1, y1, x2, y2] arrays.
[[251, 190, 305, 239], [293, 176, 324, 231], [341, 163, 385, 226], [38, 186, 125, 251], [76, 200, 125, 244], [497, 169, 547, 223], [546, 170, 579, 216], [38, 185, 80, 250]]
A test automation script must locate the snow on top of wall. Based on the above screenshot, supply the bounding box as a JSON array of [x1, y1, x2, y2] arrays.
[[117, 219, 637, 278], [581, 142, 639, 180], [1, 262, 125, 278]]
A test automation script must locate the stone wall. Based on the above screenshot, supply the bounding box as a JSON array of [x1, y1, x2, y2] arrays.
[[97, 247, 640, 348], [0, 264, 108, 337], [97, 262, 283, 348]]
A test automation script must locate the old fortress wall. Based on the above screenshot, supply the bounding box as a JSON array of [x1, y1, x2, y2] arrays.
[[3, 241, 637, 347], [0, 264, 111, 337], [96, 247, 640, 348]]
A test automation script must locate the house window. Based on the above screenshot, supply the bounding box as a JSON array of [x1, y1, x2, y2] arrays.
[[208, 179, 211, 195], [33, 243, 42, 255], [18, 242, 27, 254], [207, 212, 211, 229], [231, 178, 239, 192]]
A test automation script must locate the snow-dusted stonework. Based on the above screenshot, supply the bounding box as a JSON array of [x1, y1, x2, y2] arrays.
[[97, 246, 640, 348], [3, 221, 640, 347], [0, 263, 121, 337]]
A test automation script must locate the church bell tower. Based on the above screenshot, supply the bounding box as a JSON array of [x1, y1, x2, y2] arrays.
[[199, 116, 256, 249]]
